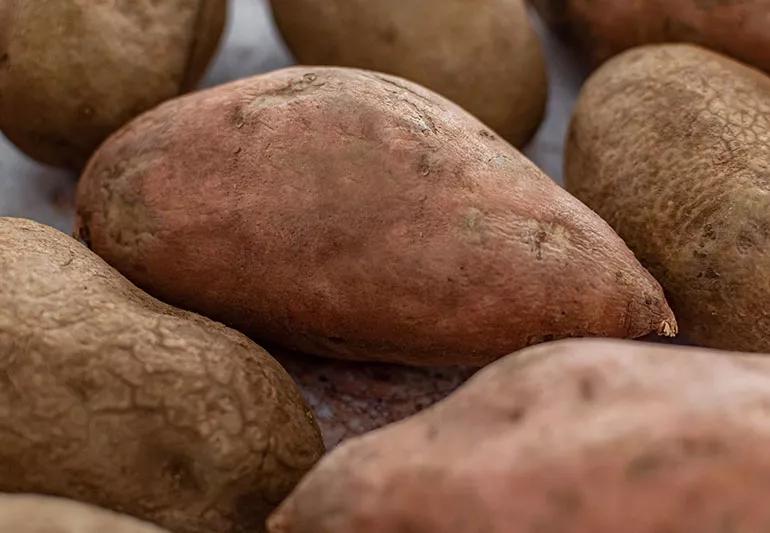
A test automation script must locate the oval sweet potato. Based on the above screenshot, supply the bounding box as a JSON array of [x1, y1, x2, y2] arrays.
[[530, 0, 770, 72], [0, 0, 226, 169], [566, 44, 770, 352], [0, 217, 324, 533], [0, 494, 168, 533], [76, 66, 675, 366], [269, 0, 547, 147], [269, 338, 770, 533]]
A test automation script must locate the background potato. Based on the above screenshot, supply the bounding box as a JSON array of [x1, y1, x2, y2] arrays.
[[566, 44, 770, 352], [76, 66, 675, 366], [276, 350, 475, 448], [530, 0, 770, 72], [0, 494, 169, 533], [269, 338, 770, 533], [269, 0, 547, 147], [0, 0, 226, 169], [0, 217, 324, 533]]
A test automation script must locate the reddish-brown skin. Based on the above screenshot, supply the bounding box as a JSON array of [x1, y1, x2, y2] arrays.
[[269, 338, 770, 533], [76, 66, 675, 366], [566, 44, 770, 353], [276, 349, 475, 448], [0, 218, 324, 533], [530, 0, 770, 72]]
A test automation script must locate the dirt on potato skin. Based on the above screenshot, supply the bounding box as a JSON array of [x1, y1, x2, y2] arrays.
[[0, 494, 170, 533], [566, 44, 770, 352], [76, 66, 675, 367], [268, 338, 770, 533], [0, 217, 324, 533], [530, 0, 770, 72], [0, 0, 226, 170], [270, 0, 547, 147]]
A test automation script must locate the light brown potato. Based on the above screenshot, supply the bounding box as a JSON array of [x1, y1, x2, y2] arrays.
[[0, 494, 169, 533], [269, 338, 770, 533], [269, 0, 547, 147], [566, 44, 770, 352], [76, 66, 675, 367], [0, 0, 226, 170], [530, 0, 770, 72], [0, 217, 324, 533], [276, 350, 475, 448]]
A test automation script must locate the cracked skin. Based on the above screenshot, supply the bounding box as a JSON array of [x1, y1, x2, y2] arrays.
[[0, 218, 324, 533]]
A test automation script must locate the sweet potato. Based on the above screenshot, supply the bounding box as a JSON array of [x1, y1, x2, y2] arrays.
[[269, 0, 547, 147], [0, 0, 226, 169], [0, 494, 168, 533], [566, 44, 770, 352], [530, 0, 770, 72], [0, 217, 324, 533], [76, 66, 675, 366], [269, 338, 770, 533]]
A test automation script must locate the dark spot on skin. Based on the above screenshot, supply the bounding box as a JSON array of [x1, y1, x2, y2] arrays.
[[0, 53, 8, 67], [547, 487, 583, 514], [479, 130, 496, 140], [426, 425, 439, 441], [379, 26, 398, 45], [626, 452, 667, 480], [578, 376, 595, 402], [508, 406, 526, 423], [163, 454, 200, 492]]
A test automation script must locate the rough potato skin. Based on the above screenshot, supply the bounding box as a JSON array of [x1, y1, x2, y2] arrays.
[[270, 0, 547, 147], [0, 0, 227, 170], [276, 349, 475, 448], [269, 338, 770, 533], [566, 44, 770, 352], [0, 494, 169, 533], [76, 66, 675, 366], [530, 0, 770, 72], [0, 218, 324, 533]]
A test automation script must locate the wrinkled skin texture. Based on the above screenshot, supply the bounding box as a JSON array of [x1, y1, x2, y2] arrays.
[[0, 218, 324, 533], [269, 338, 770, 533], [76, 66, 675, 367], [0, 0, 226, 169], [530, 0, 770, 72], [276, 350, 475, 448], [270, 0, 547, 147], [0, 494, 169, 533], [566, 45, 770, 352]]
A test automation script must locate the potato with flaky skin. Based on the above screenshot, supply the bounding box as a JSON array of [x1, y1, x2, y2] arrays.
[[269, 0, 547, 147], [269, 338, 770, 533], [76, 66, 676, 367], [0, 0, 226, 170], [0, 218, 324, 533], [530, 0, 770, 72], [566, 44, 770, 352], [0, 494, 169, 533]]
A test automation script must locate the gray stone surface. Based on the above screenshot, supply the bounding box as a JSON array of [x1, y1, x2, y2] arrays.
[[0, 0, 584, 233]]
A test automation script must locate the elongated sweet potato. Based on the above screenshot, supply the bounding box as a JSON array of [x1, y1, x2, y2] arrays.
[[269, 338, 770, 533], [0, 217, 324, 533], [566, 44, 770, 352], [76, 66, 675, 366]]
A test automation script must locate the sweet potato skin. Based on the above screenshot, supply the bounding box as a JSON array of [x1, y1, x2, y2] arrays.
[[269, 338, 770, 533], [0, 218, 324, 533], [76, 66, 675, 366], [269, 0, 547, 147], [566, 44, 770, 352], [0, 494, 169, 533], [530, 0, 770, 72], [0, 0, 226, 169]]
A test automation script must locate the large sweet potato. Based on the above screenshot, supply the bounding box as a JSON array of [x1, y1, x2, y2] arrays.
[[269, 338, 770, 533], [76, 66, 675, 366], [566, 44, 770, 352]]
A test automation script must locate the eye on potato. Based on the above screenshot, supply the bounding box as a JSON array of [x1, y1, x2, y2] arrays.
[[566, 44, 770, 352], [0, 494, 169, 533], [269, 338, 770, 533], [269, 0, 547, 147], [75, 66, 676, 367], [0, 0, 226, 169], [530, 0, 770, 72], [0, 217, 324, 533]]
